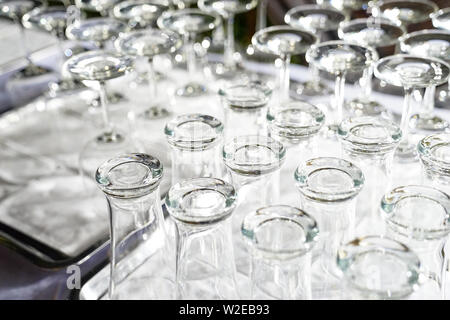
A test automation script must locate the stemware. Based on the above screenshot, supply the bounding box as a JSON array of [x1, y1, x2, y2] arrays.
[[285, 4, 347, 99], [431, 7, 450, 31], [63, 50, 137, 179], [157, 9, 221, 97], [110, 0, 169, 29], [0, 0, 52, 79], [374, 54, 450, 160], [400, 30, 450, 125], [115, 29, 182, 119], [337, 236, 422, 299], [338, 17, 404, 117], [373, 0, 438, 29], [198, 0, 258, 78], [252, 26, 317, 103], [306, 40, 377, 130]]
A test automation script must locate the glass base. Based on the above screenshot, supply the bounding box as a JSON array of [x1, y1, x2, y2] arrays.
[[139, 106, 171, 120], [130, 71, 165, 88], [176, 82, 207, 97], [395, 142, 418, 162], [90, 91, 126, 109], [409, 113, 449, 132], [208, 61, 243, 80], [290, 80, 333, 99], [12, 64, 53, 80], [345, 97, 386, 117]]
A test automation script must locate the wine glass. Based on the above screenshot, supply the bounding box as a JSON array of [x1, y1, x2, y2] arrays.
[[399, 29, 450, 132], [374, 54, 450, 160], [285, 4, 347, 99], [157, 8, 221, 97], [252, 25, 317, 104], [110, 0, 169, 29], [198, 0, 258, 78], [0, 0, 53, 79], [373, 0, 438, 28], [63, 50, 137, 179], [115, 29, 182, 120], [338, 17, 405, 117], [306, 40, 377, 130]]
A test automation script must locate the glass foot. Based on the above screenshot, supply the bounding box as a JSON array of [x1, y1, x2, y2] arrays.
[[139, 106, 171, 120], [345, 97, 386, 116], [96, 130, 125, 144], [395, 142, 417, 161], [208, 61, 243, 80], [176, 82, 207, 97], [409, 113, 449, 132], [290, 80, 332, 99], [12, 64, 53, 80]]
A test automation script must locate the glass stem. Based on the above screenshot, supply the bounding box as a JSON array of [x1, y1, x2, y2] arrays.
[[279, 53, 291, 103], [184, 33, 197, 78], [17, 19, 33, 66], [310, 64, 321, 89], [256, 0, 267, 31], [224, 14, 235, 69], [361, 65, 373, 102], [56, 37, 66, 75], [399, 86, 414, 149], [334, 72, 346, 126], [147, 57, 157, 101], [98, 80, 113, 136], [421, 85, 435, 120]]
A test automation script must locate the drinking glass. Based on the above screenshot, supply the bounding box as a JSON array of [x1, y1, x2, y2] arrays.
[[242, 205, 319, 299], [432, 8, 450, 31], [381, 185, 450, 299], [306, 40, 377, 130], [252, 26, 317, 103], [285, 4, 347, 99], [115, 29, 182, 120], [267, 101, 325, 206], [96, 153, 173, 299], [63, 50, 137, 179], [165, 113, 224, 185], [0, 0, 52, 79], [218, 80, 272, 141], [198, 0, 258, 78], [418, 133, 450, 194], [337, 236, 422, 299], [294, 157, 364, 297], [157, 9, 221, 97], [374, 54, 450, 160], [373, 0, 438, 28], [338, 17, 404, 117], [165, 177, 239, 299], [337, 116, 401, 234], [399, 30, 450, 132], [110, 0, 169, 29]]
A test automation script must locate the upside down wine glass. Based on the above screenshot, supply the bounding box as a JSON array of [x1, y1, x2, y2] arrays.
[[285, 4, 347, 99], [252, 26, 317, 104], [157, 9, 221, 97], [374, 54, 450, 160], [198, 0, 258, 78], [306, 40, 377, 131]]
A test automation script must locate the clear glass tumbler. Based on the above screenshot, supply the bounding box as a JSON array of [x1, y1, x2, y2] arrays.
[[294, 157, 364, 298], [165, 113, 225, 185], [242, 205, 319, 300], [337, 236, 422, 300], [337, 116, 402, 234], [381, 185, 450, 299], [95, 153, 173, 300], [219, 81, 272, 141], [165, 177, 239, 299]]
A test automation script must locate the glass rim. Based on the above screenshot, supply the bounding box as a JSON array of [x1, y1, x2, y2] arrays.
[[156, 8, 221, 35], [165, 177, 237, 225], [111, 0, 170, 21], [164, 113, 223, 151], [381, 185, 450, 240], [294, 156, 364, 202], [198, 0, 258, 16], [241, 205, 319, 260], [285, 4, 347, 32], [22, 5, 67, 32], [95, 153, 163, 198], [337, 116, 402, 155], [65, 17, 128, 42], [418, 133, 450, 172], [378, 0, 439, 13], [399, 29, 450, 59], [337, 235, 421, 299]]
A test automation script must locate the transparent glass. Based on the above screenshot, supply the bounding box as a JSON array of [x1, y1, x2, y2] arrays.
[[306, 41, 377, 131], [431, 8, 450, 31], [252, 26, 317, 103], [110, 0, 169, 29], [219, 81, 272, 141], [267, 101, 325, 206], [381, 185, 450, 299], [418, 133, 450, 194], [374, 54, 450, 160], [165, 177, 239, 299], [165, 114, 225, 186], [294, 157, 364, 298], [374, 0, 438, 27], [285, 4, 346, 99], [337, 236, 422, 300], [75, 0, 122, 16], [242, 205, 319, 299], [95, 153, 173, 300], [337, 116, 401, 234]]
